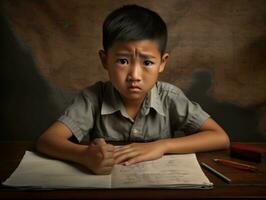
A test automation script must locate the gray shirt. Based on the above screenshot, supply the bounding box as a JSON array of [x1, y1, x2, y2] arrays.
[[58, 81, 210, 142]]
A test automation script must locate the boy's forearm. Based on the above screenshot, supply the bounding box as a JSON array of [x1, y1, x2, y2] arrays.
[[160, 130, 230, 154], [36, 135, 88, 166]]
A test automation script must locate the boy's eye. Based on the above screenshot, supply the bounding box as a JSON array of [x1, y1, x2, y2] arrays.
[[143, 60, 154, 67], [116, 58, 129, 65]]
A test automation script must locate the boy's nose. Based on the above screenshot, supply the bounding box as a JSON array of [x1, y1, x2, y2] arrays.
[[127, 64, 141, 82]]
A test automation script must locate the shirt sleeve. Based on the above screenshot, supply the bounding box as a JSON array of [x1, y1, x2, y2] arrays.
[[58, 89, 96, 142], [169, 89, 210, 134]]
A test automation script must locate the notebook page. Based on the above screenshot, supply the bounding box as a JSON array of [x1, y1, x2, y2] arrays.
[[3, 151, 111, 189]]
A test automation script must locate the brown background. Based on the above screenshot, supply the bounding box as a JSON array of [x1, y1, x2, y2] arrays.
[[1, 0, 266, 141]]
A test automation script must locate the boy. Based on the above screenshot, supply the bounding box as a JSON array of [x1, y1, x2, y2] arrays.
[[36, 5, 230, 175]]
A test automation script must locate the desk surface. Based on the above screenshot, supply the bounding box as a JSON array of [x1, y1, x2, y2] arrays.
[[0, 141, 266, 199]]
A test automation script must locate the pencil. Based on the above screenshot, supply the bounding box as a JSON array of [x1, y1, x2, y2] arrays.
[[201, 162, 231, 183], [213, 158, 257, 172]]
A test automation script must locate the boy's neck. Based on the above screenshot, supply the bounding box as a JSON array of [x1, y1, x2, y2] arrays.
[[121, 97, 145, 119]]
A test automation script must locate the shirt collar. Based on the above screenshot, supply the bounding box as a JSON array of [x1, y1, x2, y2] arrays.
[[144, 83, 166, 117], [101, 82, 123, 115]]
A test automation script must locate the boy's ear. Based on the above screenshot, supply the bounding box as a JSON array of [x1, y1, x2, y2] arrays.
[[99, 50, 108, 70], [159, 53, 169, 73]]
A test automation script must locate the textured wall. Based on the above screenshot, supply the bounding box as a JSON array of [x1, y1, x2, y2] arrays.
[[1, 0, 266, 141]]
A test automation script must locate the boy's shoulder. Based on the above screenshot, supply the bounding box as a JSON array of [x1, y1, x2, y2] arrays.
[[154, 82, 189, 109], [81, 81, 111, 102], [155, 81, 184, 97]]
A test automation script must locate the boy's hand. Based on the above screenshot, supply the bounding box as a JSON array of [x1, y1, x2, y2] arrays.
[[82, 138, 115, 175], [114, 140, 166, 165]]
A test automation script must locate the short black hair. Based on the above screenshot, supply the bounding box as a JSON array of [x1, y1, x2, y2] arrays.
[[102, 5, 167, 56]]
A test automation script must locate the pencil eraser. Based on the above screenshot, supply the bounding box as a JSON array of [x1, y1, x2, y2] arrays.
[[230, 143, 266, 163]]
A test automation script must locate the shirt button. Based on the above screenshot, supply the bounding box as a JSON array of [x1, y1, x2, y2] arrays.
[[132, 128, 140, 135]]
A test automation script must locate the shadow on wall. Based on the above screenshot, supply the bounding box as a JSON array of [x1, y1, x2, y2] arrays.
[[185, 69, 265, 142], [0, 12, 76, 140]]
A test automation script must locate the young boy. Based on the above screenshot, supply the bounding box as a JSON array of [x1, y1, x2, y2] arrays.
[[36, 5, 230, 175]]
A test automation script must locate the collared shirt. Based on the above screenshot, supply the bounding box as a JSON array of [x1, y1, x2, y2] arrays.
[[58, 81, 210, 142]]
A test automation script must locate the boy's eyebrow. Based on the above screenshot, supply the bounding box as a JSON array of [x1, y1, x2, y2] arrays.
[[115, 52, 156, 59], [140, 53, 156, 59], [115, 53, 132, 57]]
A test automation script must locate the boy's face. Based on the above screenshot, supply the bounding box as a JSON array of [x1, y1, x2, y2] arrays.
[[99, 40, 169, 104]]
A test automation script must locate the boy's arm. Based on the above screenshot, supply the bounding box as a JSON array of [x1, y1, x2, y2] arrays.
[[114, 118, 230, 165], [36, 121, 115, 174]]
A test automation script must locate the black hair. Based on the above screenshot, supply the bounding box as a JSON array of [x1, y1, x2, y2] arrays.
[[102, 5, 167, 56]]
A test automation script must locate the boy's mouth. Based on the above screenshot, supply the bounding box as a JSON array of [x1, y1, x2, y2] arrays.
[[128, 85, 141, 92]]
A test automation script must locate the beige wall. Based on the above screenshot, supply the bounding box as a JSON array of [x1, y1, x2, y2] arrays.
[[2, 0, 266, 141]]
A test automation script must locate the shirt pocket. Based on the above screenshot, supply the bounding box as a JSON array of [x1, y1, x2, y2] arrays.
[[143, 117, 171, 141]]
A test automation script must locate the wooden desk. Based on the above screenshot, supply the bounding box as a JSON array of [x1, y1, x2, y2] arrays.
[[0, 141, 266, 199]]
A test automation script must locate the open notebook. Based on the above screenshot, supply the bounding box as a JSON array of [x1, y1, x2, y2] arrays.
[[3, 151, 213, 189]]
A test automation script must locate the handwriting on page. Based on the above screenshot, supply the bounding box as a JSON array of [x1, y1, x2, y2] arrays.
[[112, 154, 202, 188]]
